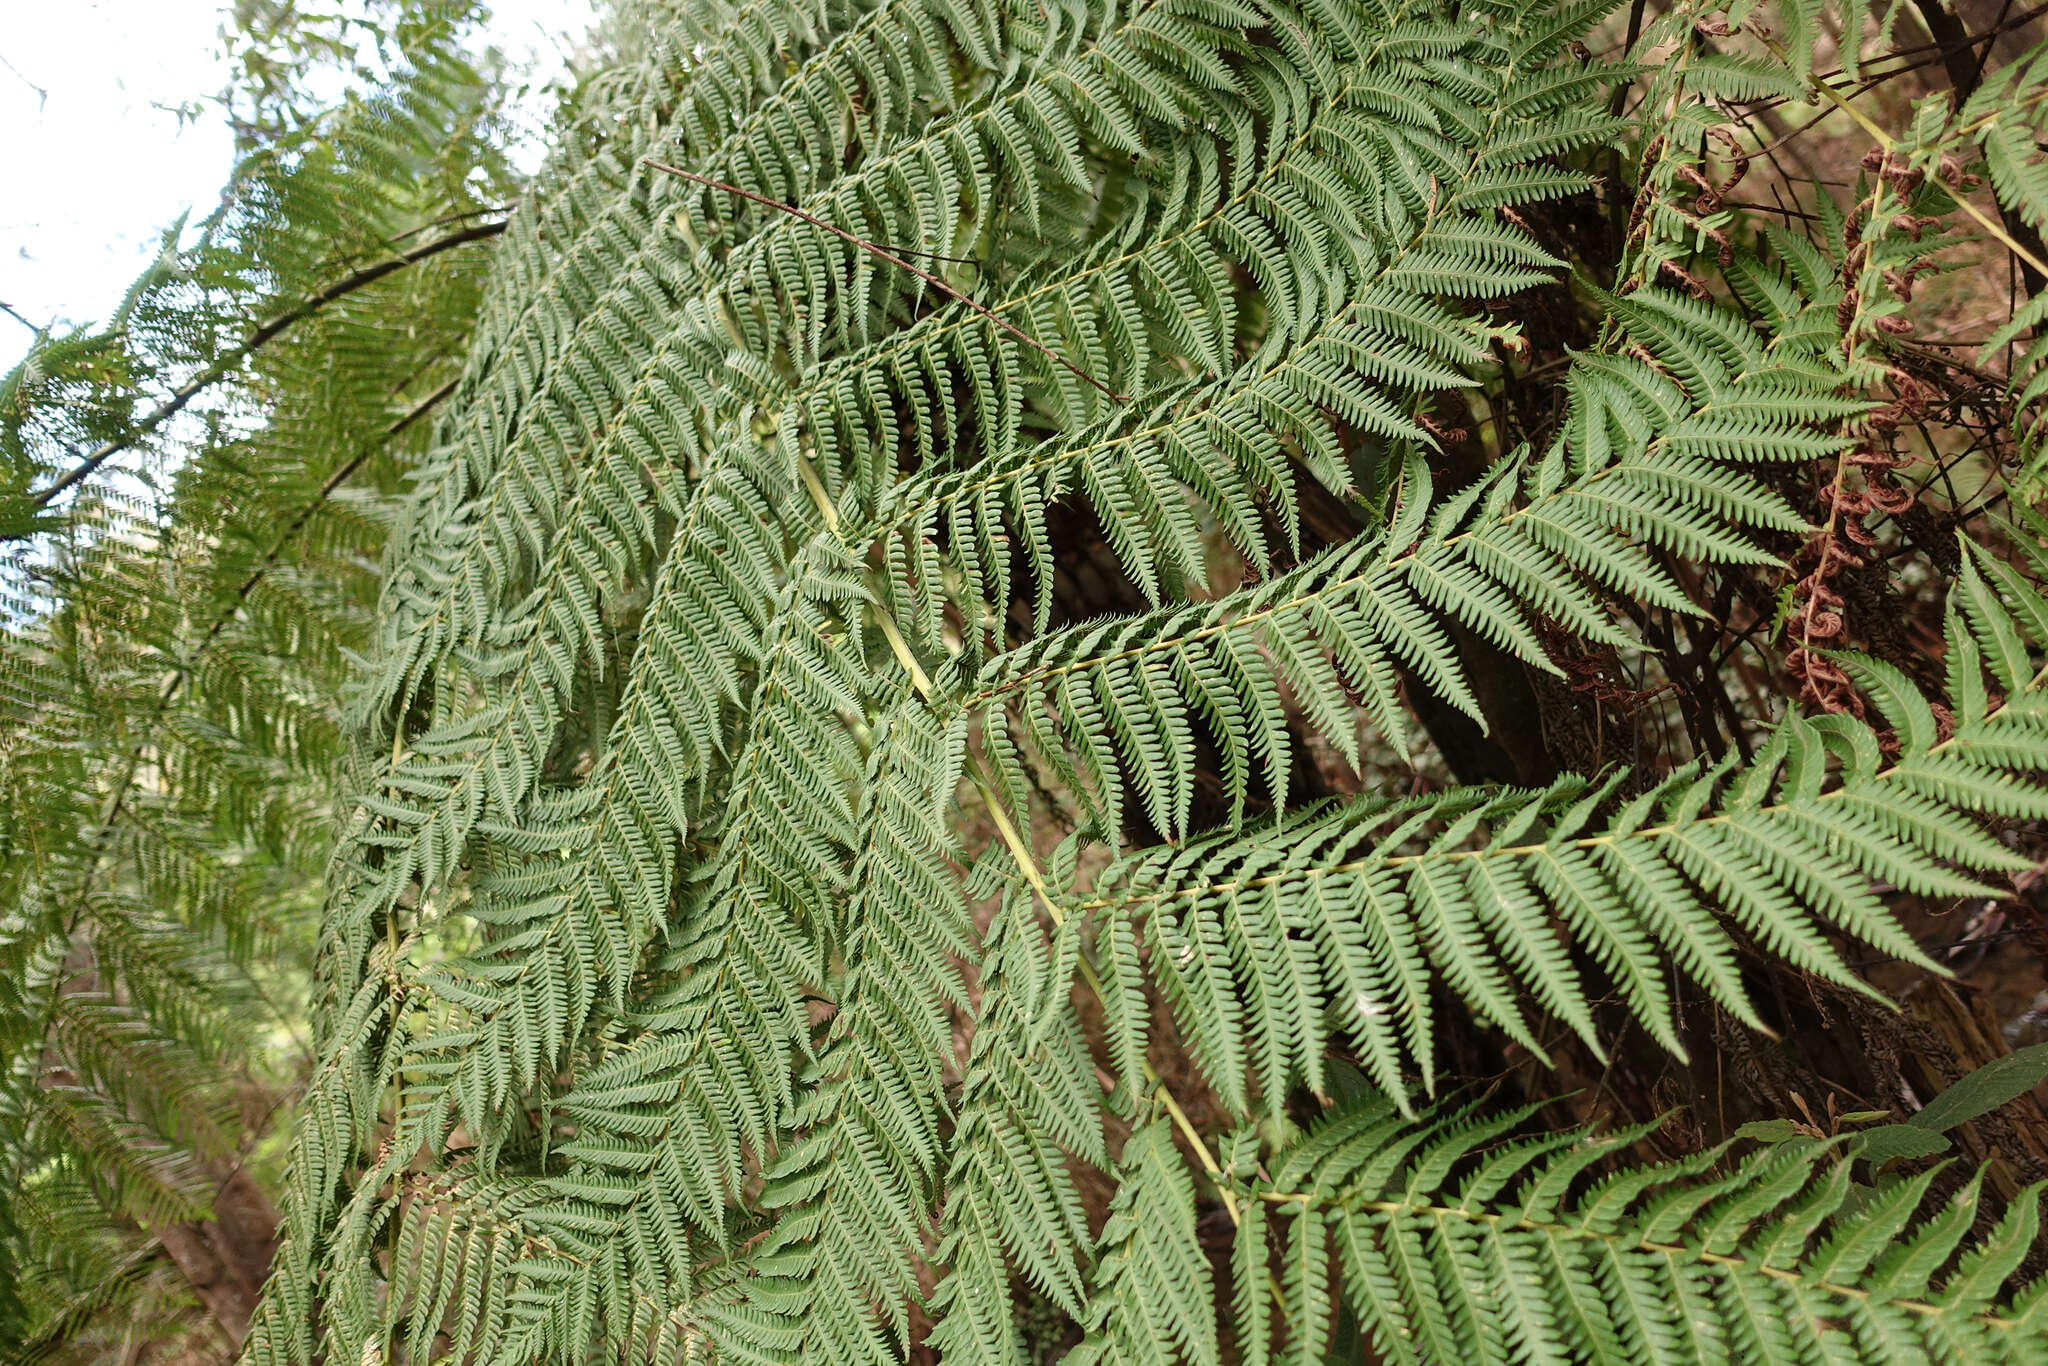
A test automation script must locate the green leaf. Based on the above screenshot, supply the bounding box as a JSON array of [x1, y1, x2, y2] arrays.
[[1909, 1042, 2048, 1134], [1853, 1125, 1952, 1164], [1734, 1119, 1804, 1144]]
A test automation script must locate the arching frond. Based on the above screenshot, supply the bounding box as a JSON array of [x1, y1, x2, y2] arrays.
[[1079, 630, 2044, 1110], [1242, 1100, 2048, 1366]]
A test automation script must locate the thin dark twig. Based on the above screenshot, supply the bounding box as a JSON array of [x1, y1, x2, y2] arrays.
[[1972, 0, 2021, 92], [643, 158, 1127, 402], [383, 204, 518, 247], [200, 376, 459, 652], [1722, 198, 1827, 223], [869, 242, 985, 266], [0, 51, 46, 109], [1732, 0, 2048, 121], [28, 220, 507, 512], [1730, 36, 2029, 162], [95, 375, 463, 846], [0, 300, 38, 335], [1913, 0, 2048, 290]]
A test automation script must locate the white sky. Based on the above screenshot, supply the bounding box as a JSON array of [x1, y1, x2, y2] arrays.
[[0, 0, 595, 369]]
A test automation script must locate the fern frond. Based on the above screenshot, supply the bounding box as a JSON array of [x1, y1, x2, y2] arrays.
[[1065, 1119, 1221, 1366], [925, 890, 1103, 1365], [1240, 1099, 2048, 1365], [749, 698, 974, 1362], [1073, 599, 2043, 1111], [972, 318, 1828, 837]]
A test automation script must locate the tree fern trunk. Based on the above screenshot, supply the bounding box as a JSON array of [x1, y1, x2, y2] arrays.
[[153, 1168, 280, 1353]]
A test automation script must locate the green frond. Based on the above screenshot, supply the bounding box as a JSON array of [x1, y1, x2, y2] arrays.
[[1238, 1099, 2048, 1365], [1065, 575, 2046, 1113], [971, 321, 1828, 837], [1065, 1120, 1221, 1366], [926, 893, 1103, 1365]]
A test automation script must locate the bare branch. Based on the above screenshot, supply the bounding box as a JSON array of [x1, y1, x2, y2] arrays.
[[28, 220, 506, 512]]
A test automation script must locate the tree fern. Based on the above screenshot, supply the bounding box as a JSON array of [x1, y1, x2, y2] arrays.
[[18, 0, 2048, 1360], [242, 0, 2048, 1353]]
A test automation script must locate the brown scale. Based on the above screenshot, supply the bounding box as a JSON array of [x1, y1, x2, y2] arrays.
[[1785, 219, 1933, 714]]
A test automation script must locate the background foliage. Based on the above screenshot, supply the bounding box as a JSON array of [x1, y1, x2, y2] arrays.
[[12, 0, 2048, 1361], [0, 1, 533, 1354]]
